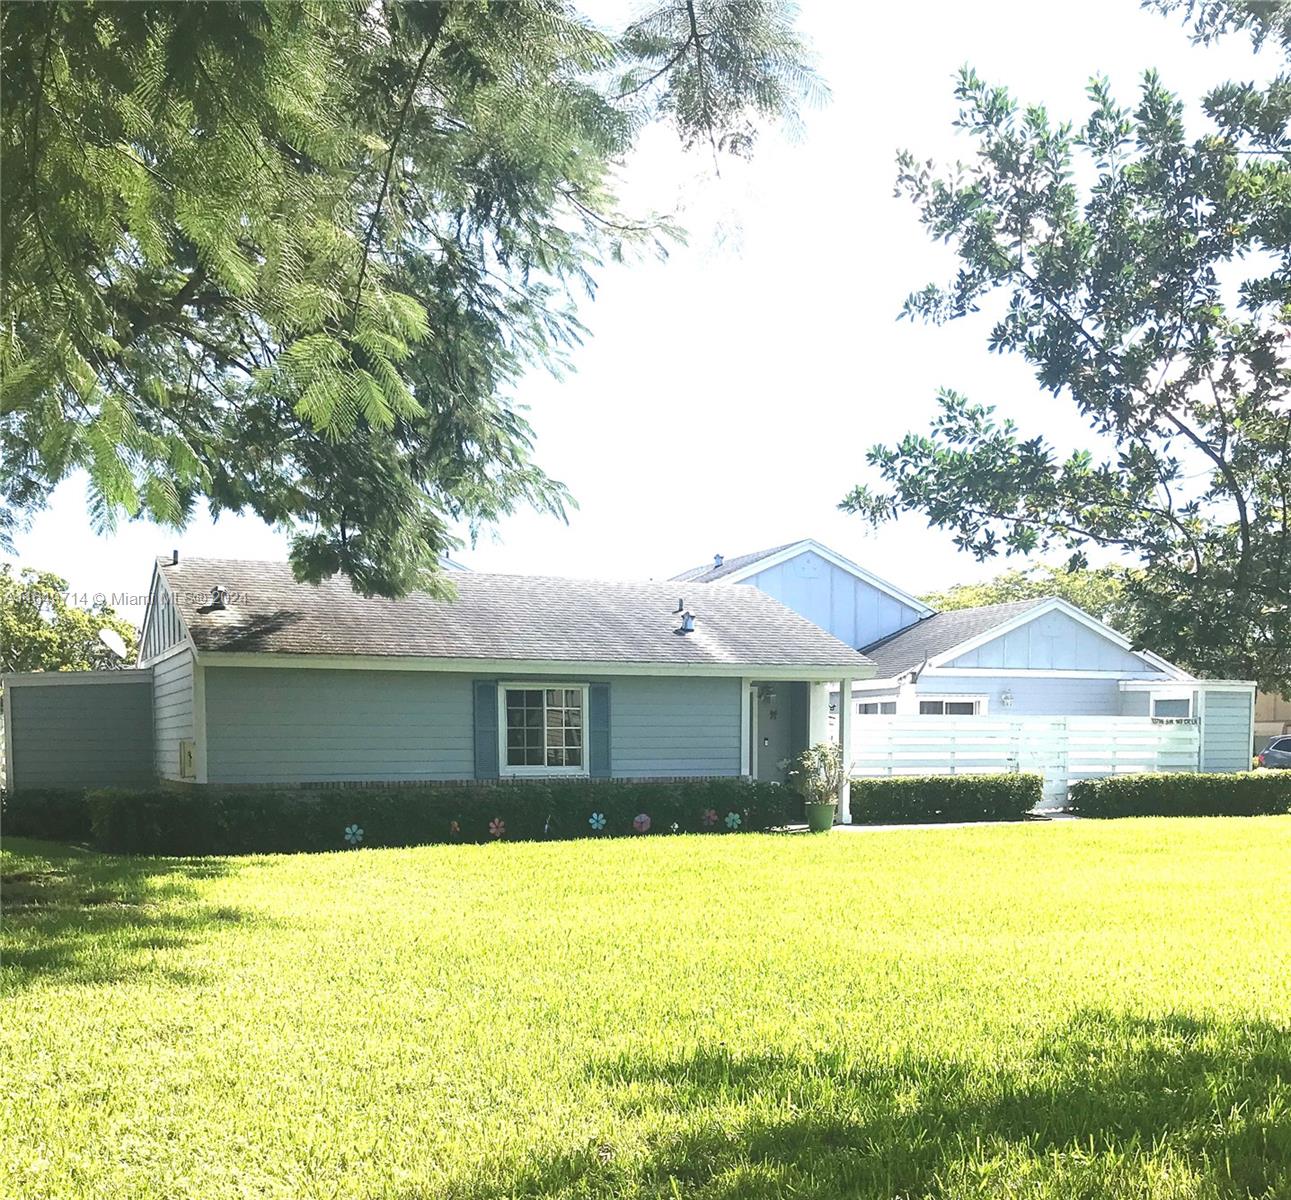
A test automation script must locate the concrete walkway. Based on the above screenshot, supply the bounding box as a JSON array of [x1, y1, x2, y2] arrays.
[[784, 813, 1076, 834]]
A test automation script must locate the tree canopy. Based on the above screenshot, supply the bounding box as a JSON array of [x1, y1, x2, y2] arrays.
[[0, 564, 138, 673], [842, 0, 1291, 692], [920, 564, 1139, 631], [2, 0, 820, 596]]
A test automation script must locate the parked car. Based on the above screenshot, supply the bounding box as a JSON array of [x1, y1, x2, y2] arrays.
[[1255, 736, 1291, 769]]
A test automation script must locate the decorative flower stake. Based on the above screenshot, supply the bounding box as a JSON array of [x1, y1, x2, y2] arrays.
[[449, 819, 460, 835], [724, 811, 742, 830], [344, 824, 364, 846], [669, 821, 680, 834], [489, 817, 506, 839], [701, 808, 718, 827], [633, 813, 651, 834], [589, 812, 607, 831]]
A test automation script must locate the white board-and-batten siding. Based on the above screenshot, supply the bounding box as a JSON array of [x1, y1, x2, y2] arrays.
[[201, 667, 743, 785], [741, 551, 923, 650], [944, 609, 1160, 674]]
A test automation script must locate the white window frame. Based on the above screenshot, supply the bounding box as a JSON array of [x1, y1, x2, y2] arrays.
[[857, 700, 897, 715], [918, 695, 989, 716], [1150, 692, 1194, 719], [497, 682, 590, 777]]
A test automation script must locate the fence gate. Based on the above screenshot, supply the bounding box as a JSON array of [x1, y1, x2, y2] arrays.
[[849, 716, 1201, 809]]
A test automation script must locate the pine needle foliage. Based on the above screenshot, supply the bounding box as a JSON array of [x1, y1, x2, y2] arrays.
[[1, 0, 820, 596]]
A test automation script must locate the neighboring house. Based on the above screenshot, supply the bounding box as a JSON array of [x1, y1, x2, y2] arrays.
[[3, 555, 870, 792], [673, 540, 1257, 776], [1255, 690, 1291, 742]]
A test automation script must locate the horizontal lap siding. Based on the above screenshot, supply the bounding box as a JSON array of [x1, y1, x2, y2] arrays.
[[610, 676, 742, 778], [153, 652, 195, 780], [916, 674, 1124, 716], [1201, 689, 1254, 772], [204, 667, 474, 784], [9, 679, 153, 789]]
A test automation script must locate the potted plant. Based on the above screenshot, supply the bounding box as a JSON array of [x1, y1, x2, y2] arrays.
[[788, 742, 846, 832]]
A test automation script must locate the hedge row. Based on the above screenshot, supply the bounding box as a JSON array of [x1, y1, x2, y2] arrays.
[[2, 788, 93, 843], [849, 773, 1042, 824], [3, 778, 790, 855], [1067, 771, 1291, 818]]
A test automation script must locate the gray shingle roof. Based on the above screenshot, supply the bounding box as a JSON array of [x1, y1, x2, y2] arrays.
[[671, 541, 801, 582], [860, 598, 1048, 679], [160, 557, 874, 672]]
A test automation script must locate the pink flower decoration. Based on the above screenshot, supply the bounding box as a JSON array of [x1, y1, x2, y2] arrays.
[[489, 817, 506, 838], [449, 819, 460, 835], [633, 813, 651, 833], [702, 809, 718, 827]]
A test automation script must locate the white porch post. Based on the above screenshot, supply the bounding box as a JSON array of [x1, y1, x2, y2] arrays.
[[837, 676, 853, 824]]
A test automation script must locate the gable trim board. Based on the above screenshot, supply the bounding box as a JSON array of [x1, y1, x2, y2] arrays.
[[688, 539, 934, 619]]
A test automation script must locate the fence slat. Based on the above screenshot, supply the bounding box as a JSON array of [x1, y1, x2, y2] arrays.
[[850, 715, 1200, 806]]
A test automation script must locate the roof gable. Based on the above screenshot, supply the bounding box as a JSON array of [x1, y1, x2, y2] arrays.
[[861, 596, 1190, 681], [671, 539, 933, 617]]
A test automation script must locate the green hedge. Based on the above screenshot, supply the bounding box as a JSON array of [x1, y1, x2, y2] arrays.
[[1, 788, 93, 843], [849, 773, 1042, 824], [1066, 771, 1291, 818], [76, 778, 788, 855]]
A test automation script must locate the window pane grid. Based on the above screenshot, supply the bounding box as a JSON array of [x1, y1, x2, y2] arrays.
[[504, 686, 585, 771]]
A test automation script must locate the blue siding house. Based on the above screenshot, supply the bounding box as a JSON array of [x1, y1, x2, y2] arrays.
[[2, 540, 1257, 809]]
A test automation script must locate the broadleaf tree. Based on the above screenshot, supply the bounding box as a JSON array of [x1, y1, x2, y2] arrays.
[[0, 564, 138, 673], [1, 0, 822, 597], [841, 0, 1291, 692], [920, 564, 1144, 637]]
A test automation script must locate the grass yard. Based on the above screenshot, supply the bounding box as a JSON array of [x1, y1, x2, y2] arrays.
[[3, 820, 1290, 1200]]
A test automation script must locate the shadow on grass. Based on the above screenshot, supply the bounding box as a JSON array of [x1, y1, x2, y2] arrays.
[[1, 840, 245, 991], [439, 1010, 1291, 1199]]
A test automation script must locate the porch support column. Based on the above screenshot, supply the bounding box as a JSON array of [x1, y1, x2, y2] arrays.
[[837, 676, 853, 824]]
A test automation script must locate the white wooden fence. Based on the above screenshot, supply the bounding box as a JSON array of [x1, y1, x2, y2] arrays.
[[847, 716, 1201, 808]]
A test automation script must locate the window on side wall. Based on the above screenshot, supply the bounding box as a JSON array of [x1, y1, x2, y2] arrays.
[[919, 698, 983, 716], [1151, 696, 1192, 719], [500, 685, 588, 776], [857, 701, 897, 715]]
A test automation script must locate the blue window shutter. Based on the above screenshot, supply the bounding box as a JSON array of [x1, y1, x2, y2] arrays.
[[589, 683, 611, 778], [474, 681, 499, 780]]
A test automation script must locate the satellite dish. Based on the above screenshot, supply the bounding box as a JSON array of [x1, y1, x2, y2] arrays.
[[98, 628, 128, 659]]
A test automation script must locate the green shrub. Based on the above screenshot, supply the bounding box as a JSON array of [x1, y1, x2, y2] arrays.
[[83, 778, 790, 855], [1067, 771, 1291, 818], [849, 773, 1042, 824], [1, 788, 92, 842]]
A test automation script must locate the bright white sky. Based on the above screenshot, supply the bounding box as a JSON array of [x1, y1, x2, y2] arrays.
[[8, 0, 1277, 625]]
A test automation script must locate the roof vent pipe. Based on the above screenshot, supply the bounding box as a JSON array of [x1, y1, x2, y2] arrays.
[[210, 584, 228, 610], [713, 553, 723, 568], [172, 549, 179, 565], [675, 597, 685, 614]]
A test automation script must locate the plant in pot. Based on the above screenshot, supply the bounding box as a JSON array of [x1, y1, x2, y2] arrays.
[[788, 742, 846, 832]]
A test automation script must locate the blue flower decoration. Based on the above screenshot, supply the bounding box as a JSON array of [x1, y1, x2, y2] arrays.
[[724, 811, 742, 830], [344, 823, 364, 845], [589, 812, 607, 830]]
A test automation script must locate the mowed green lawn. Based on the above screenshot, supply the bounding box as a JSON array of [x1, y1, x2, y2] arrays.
[[3, 820, 1289, 1200]]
